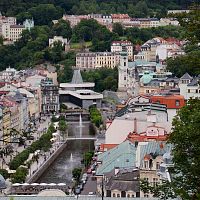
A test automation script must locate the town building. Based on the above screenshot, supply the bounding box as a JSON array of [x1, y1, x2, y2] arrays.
[[41, 78, 60, 115], [179, 72, 200, 100], [95, 52, 120, 69], [150, 94, 185, 122], [62, 14, 89, 27], [137, 141, 172, 198], [2, 106, 11, 144], [135, 37, 184, 62], [59, 70, 103, 109], [111, 41, 133, 60], [130, 18, 159, 28], [76, 52, 120, 69], [1, 19, 34, 41], [111, 14, 130, 24], [159, 18, 179, 26], [167, 10, 190, 14], [76, 52, 96, 69], [0, 13, 16, 35], [106, 105, 171, 145], [0, 67, 18, 81], [49, 36, 69, 51], [118, 50, 168, 96], [104, 168, 140, 198]]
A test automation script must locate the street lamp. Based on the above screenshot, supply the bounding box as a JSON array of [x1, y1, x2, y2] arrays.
[[101, 175, 104, 200]]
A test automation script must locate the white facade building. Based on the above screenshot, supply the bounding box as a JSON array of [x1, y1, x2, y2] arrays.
[[49, 36, 68, 47], [76, 52, 120, 69], [111, 41, 133, 60], [2, 19, 34, 41], [179, 73, 200, 100]]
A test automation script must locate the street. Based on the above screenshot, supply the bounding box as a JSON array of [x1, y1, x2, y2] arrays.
[[80, 174, 97, 195]]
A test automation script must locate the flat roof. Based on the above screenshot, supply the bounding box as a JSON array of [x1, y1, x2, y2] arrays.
[[59, 89, 103, 100], [60, 83, 95, 88]]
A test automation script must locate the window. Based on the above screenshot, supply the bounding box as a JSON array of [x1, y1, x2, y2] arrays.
[[144, 194, 149, 198], [144, 160, 148, 168], [117, 194, 120, 197], [156, 162, 160, 170], [146, 90, 149, 93], [127, 194, 130, 198], [124, 62, 126, 66], [196, 89, 198, 93], [124, 76, 126, 80], [188, 89, 190, 93], [175, 100, 180, 107], [153, 178, 158, 187], [113, 193, 116, 197]]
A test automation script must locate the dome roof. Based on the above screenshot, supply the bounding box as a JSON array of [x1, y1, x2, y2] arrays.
[[140, 72, 153, 84], [38, 189, 66, 196], [0, 174, 6, 189]]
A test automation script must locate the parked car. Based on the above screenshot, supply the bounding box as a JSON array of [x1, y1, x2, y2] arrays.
[[78, 184, 84, 190], [88, 192, 95, 196], [87, 168, 92, 174], [75, 188, 81, 194]]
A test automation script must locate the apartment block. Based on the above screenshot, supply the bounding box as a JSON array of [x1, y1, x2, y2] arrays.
[[76, 52, 120, 69], [1, 19, 34, 41], [111, 41, 133, 60], [41, 78, 60, 114]]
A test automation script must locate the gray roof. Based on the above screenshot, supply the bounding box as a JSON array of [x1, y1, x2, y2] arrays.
[[180, 72, 192, 80], [139, 141, 173, 167], [187, 77, 198, 86], [0, 197, 162, 200], [71, 70, 83, 84], [0, 174, 6, 189], [105, 168, 140, 191]]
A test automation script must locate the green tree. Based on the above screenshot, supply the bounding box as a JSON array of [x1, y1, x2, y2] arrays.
[[50, 19, 72, 39], [11, 167, 28, 183], [58, 119, 67, 132], [166, 50, 200, 77], [175, 9, 200, 44], [112, 23, 124, 37], [168, 98, 200, 199], [83, 152, 93, 167], [45, 41, 64, 63], [72, 167, 82, 181], [28, 4, 63, 25], [0, 169, 9, 179]]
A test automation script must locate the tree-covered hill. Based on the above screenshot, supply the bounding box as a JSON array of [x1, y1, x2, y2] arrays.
[[0, 0, 196, 24]]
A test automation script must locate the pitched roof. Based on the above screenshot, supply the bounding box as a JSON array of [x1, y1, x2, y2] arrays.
[[187, 77, 198, 86], [180, 72, 192, 80], [97, 140, 137, 175], [139, 141, 172, 167]]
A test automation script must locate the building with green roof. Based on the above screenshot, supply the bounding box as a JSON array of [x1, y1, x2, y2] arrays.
[[96, 140, 137, 175]]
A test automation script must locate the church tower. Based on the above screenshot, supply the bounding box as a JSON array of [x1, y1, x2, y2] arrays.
[[118, 51, 128, 91]]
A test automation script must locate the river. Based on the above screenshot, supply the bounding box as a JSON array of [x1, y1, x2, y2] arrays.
[[37, 121, 94, 185]]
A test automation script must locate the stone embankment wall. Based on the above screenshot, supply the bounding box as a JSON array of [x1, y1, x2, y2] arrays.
[[27, 142, 67, 183]]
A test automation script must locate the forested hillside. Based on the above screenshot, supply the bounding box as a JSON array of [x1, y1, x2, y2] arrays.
[[0, 0, 195, 24]]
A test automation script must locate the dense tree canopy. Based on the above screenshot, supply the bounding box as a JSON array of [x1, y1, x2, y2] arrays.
[[82, 67, 118, 92], [168, 99, 200, 199], [0, 0, 193, 21], [167, 50, 200, 77]]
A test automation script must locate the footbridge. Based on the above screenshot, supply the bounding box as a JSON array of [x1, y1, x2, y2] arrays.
[[65, 136, 97, 141]]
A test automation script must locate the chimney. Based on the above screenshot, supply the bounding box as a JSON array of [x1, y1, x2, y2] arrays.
[[114, 167, 120, 175], [134, 118, 137, 133]]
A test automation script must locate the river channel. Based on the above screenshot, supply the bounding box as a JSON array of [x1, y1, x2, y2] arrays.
[[37, 121, 94, 185]]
